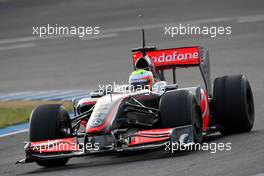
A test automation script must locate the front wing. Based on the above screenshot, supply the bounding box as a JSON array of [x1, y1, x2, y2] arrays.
[[16, 125, 194, 164]]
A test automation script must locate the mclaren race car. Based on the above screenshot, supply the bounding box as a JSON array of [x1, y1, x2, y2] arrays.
[[16, 29, 254, 167]]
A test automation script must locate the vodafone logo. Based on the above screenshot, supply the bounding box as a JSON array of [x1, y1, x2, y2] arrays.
[[132, 47, 200, 67], [151, 51, 199, 63]]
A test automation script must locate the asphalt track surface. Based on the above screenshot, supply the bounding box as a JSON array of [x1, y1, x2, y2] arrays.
[[0, 0, 264, 175]]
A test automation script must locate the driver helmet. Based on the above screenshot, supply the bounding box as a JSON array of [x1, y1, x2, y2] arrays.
[[129, 69, 154, 90]]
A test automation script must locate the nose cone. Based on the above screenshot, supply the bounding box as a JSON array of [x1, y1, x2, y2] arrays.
[[86, 94, 125, 134]]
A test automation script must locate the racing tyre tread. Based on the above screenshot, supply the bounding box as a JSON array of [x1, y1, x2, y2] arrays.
[[29, 104, 72, 167], [159, 90, 203, 143], [213, 75, 254, 134]]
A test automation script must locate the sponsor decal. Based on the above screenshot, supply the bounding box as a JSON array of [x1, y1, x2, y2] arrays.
[[164, 141, 232, 154], [132, 47, 200, 67]]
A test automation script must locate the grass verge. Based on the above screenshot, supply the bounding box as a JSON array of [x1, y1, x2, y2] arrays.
[[0, 101, 73, 129]]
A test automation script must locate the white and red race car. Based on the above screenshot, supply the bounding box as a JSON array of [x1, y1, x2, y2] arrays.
[[17, 30, 254, 167]]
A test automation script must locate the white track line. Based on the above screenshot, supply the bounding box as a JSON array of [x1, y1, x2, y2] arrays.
[[0, 129, 28, 138], [252, 173, 264, 176], [237, 14, 264, 23], [0, 14, 263, 49], [103, 17, 236, 34], [0, 36, 37, 45], [0, 43, 36, 51], [0, 91, 34, 99], [80, 33, 118, 40]]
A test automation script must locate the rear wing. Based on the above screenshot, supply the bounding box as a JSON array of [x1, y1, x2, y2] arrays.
[[131, 46, 212, 97], [132, 46, 202, 69]]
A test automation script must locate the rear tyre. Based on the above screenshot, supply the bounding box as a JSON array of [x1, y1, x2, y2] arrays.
[[160, 90, 203, 143], [29, 104, 72, 167], [213, 75, 254, 134]]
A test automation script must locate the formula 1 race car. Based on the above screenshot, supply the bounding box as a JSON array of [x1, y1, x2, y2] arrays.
[[16, 29, 254, 167]]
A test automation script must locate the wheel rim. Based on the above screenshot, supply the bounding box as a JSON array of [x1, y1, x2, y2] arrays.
[[246, 87, 254, 122]]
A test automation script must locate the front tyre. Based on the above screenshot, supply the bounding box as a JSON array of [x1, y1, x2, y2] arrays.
[[159, 90, 203, 143], [29, 104, 72, 167]]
